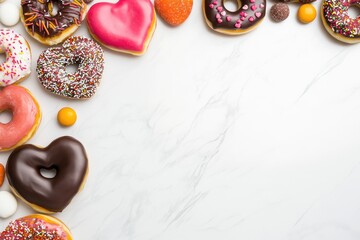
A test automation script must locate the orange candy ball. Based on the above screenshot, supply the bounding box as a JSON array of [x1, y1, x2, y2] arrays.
[[155, 0, 193, 26], [57, 107, 77, 127], [298, 4, 317, 23], [0, 163, 4, 187]]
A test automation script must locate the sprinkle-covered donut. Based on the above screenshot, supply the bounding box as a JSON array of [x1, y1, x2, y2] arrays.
[[20, 0, 86, 45], [0, 29, 31, 87], [0, 214, 73, 239], [203, 0, 266, 35], [37, 36, 105, 99], [321, 0, 360, 43]]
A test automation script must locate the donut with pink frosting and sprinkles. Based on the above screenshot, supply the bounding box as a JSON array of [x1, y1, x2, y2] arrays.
[[0, 29, 31, 87], [321, 0, 360, 43]]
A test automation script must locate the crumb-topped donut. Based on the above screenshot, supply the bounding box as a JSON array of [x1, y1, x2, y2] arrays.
[[1, 214, 73, 239], [203, 0, 266, 35], [321, 0, 360, 43], [0, 85, 41, 152], [37, 36, 104, 99], [0, 29, 31, 87], [20, 0, 86, 46]]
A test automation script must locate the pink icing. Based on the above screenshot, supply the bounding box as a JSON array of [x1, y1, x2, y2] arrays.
[[1, 215, 68, 239], [0, 85, 39, 150], [86, 0, 155, 53]]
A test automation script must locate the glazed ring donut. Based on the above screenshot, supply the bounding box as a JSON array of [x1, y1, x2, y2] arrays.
[[20, 0, 86, 46], [321, 0, 360, 43], [37, 36, 105, 99], [0, 214, 73, 239], [0, 85, 41, 152], [0, 29, 31, 87], [203, 0, 266, 35]]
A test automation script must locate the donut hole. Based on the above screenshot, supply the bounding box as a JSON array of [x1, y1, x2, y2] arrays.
[[40, 167, 57, 179], [66, 62, 80, 75], [348, 5, 360, 19], [0, 52, 5, 65], [0, 110, 12, 124], [224, 0, 242, 12], [49, 1, 60, 16]]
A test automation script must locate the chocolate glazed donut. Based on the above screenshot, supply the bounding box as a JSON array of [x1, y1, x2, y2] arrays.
[[203, 0, 266, 35], [6, 136, 88, 213], [20, 0, 86, 45]]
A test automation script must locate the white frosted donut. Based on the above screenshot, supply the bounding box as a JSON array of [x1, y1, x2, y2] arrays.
[[0, 29, 31, 87], [0, 191, 17, 219], [0, 3, 20, 27]]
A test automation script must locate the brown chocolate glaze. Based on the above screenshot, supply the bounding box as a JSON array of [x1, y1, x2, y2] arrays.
[[21, 0, 85, 37], [6, 136, 88, 212], [204, 0, 266, 31]]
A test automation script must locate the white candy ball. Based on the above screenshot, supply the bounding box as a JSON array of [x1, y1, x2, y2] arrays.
[[0, 2, 20, 27], [0, 191, 17, 218]]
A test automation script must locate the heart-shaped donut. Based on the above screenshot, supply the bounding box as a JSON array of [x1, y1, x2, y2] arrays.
[[86, 0, 156, 55], [6, 136, 89, 213], [37, 36, 104, 99]]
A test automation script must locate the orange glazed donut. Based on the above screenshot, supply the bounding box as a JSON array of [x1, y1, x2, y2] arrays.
[[0, 214, 73, 239], [0, 85, 41, 152]]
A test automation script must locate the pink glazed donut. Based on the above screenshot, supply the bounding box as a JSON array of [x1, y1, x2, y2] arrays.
[[0, 85, 41, 152]]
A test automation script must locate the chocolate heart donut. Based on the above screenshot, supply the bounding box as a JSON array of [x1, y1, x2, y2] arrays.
[[6, 136, 89, 213], [37, 36, 104, 99]]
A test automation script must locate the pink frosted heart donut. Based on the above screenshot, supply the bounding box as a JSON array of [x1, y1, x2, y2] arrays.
[[0, 85, 41, 152], [0, 29, 31, 87], [86, 0, 157, 55]]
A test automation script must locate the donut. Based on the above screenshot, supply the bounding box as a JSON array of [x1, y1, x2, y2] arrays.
[[203, 0, 266, 35], [0, 29, 31, 87], [321, 0, 360, 43], [0, 85, 41, 152], [1, 214, 73, 239], [37, 36, 104, 99], [6, 136, 89, 213], [86, 0, 157, 55], [20, 0, 86, 46]]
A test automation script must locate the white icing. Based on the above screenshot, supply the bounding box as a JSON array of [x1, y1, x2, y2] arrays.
[[0, 29, 31, 86], [0, 3, 20, 27], [0, 191, 17, 218]]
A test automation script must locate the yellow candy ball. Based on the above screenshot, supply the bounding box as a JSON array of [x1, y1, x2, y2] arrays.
[[57, 107, 77, 127], [298, 4, 317, 23]]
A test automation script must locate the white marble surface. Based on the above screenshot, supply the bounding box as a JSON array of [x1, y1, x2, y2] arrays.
[[1, 0, 360, 239]]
